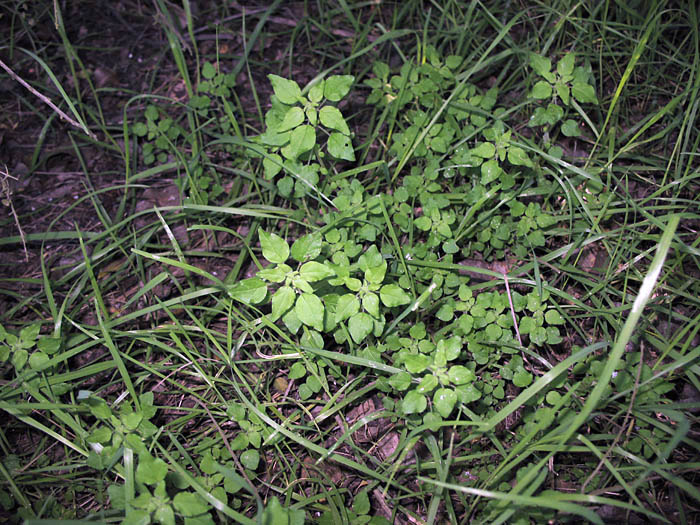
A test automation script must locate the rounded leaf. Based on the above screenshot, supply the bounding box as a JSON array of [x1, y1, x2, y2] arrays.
[[388, 371, 412, 391], [448, 365, 475, 385], [348, 312, 373, 343], [291, 232, 322, 262], [327, 132, 355, 161], [295, 293, 325, 331], [319, 105, 350, 135], [433, 388, 457, 418], [335, 294, 360, 323], [276, 106, 305, 132], [259, 230, 289, 264], [402, 390, 427, 415], [323, 75, 354, 101], [531, 80, 553, 99], [240, 449, 260, 470], [403, 354, 431, 374], [380, 284, 411, 307], [299, 261, 335, 282], [271, 286, 296, 321], [281, 125, 316, 160], [173, 492, 209, 517], [228, 277, 267, 305]]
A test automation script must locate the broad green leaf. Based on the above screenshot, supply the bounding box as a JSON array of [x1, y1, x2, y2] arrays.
[[557, 52, 575, 77], [531, 80, 552, 99], [154, 504, 174, 525], [37, 336, 61, 354], [228, 277, 267, 304], [28, 351, 49, 371], [327, 132, 355, 161], [513, 369, 533, 388], [259, 230, 289, 264], [388, 371, 412, 391], [202, 61, 216, 79], [529, 53, 552, 78], [471, 142, 495, 158], [414, 216, 432, 231], [240, 449, 260, 470], [348, 312, 373, 343], [324, 75, 354, 101], [289, 362, 306, 380], [365, 262, 387, 284], [380, 284, 411, 307], [268, 74, 302, 105], [436, 303, 454, 322], [300, 261, 335, 282], [263, 153, 283, 179], [295, 293, 324, 331], [291, 275, 314, 294], [309, 81, 324, 103], [507, 146, 533, 167], [353, 489, 371, 516], [277, 106, 305, 132], [480, 159, 501, 185], [561, 119, 581, 137], [416, 374, 438, 394], [362, 292, 380, 318], [404, 354, 431, 374], [11, 349, 28, 370], [335, 293, 360, 323], [123, 510, 150, 525], [402, 390, 427, 415], [258, 264, 291, 283], [136, 455, 168, 485], [281, 125, 316, 160], [448, 365, 475, 385], [271, 286, 296, 321], [519, 316, 536, 334], [173, 492, 209, 517], [433, 388, 457, 418], [571, 81, 598, 103], [291, 232, 322, 262], [545, 309, 565, 325], [319, 105, 350, 135]]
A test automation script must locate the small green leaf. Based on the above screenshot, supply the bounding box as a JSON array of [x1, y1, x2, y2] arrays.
[[173, 492, 209, 517], [556, 81, 570, 105], [11, 349, 28, 370], [277, 106, 306, 132], [281, 125, 316, 160], [472, 142, 495, 158], [571, 81, 597, 103], [433, 388, 457, 418], [513, 369, 533, 388], [436, 303, 454, 322], [309, 81, 325, 103], [268, 74, 302, 105], [202, 61, 217, 79], [507, 146, 534, 167], [291, 232, 323, 262], [348, 312, 373, 343], [380, 284, 411, 307], [480, 159, 501, 185], [335, 294, 360, 323], [416, 374, 438, 394], [402, 390, 427, 414], [259, 230, 289, 264], [531, 80, 553, 99], [289, 362, 306, 380], [136, 455, 168, 485], [28, 351, 50, 371], [228, 277, 267, 305], [299, 261, 335, 282], [324, 75, 354, 101], [319, 105, 350, 135], [271, 286, 296, 321], [545, 309, 565, 325], [258, 264, 291, 283], [353, 489, 371, 515], [557, 53, 575, 77], [327, 132, 355, 161], [561, 119, 581, 137], [295, 293, 325, 331], [363, 292, 380, 318], [448, 365, 475, 385], [240, 449, 260, 470], [388, 371, 412, 391], [263, 153, 283, 180], [529, 53, 552, 78], [404, 354, 431, 374]]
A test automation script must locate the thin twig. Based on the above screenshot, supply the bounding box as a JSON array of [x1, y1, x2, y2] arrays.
[[0, 57, 96, 139], [503, 272, 523, 347], [1, 165, 28, 262]]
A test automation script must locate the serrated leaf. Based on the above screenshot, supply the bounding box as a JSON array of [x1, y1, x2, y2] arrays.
[[379, 284, 411, 307], [281, 125, 316, 160], [402, 390, 427, 414], [299, 261, 335, 282], [433, 388, 457, 418], [323, 75, 354, 101], [295, 293, 324, 331], [531, 80, 553, 99], [259, 230, 289, 264], [319, 105, 350, 135], [271, 286, 296, 321], [561, 119, 581, 137], [276, 106, 305, 132], [335, 294, 360, 323], [291, 232, 322, 262], [327, 132, 355, 161], [348, 312, 373, 343], [268, 74, 302, 105], [571, 81, 598, 103]]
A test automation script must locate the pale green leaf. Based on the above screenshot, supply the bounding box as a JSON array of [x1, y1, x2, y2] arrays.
[[319, 105, 350, 135], [271, 286, 296, 321], [268, 74, 302, 105], [348, 312, 373, 343], [276, 106, 305, 132], [433, 388, 457, 418], [323, 75, 354, 101], [327, 132, 355, 161], [259, 229, 289, 264], [295, 293, 324, 331], [379, 284, 411, 307], [299, 261, 335, 281]]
